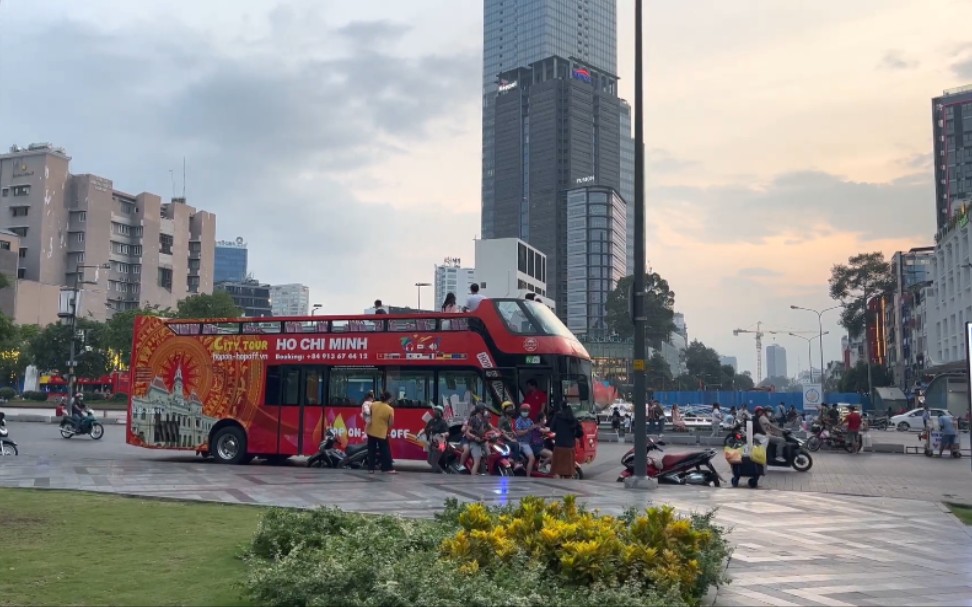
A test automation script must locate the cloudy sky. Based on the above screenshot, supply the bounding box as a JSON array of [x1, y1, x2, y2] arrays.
[[1, 0, 968, 378]]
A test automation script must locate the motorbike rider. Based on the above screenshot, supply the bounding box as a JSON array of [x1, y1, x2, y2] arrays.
[[754, 406, 788, 464], [458, 402, 490, 475], [423, 405, 450, 471], [70, 392, 87, 432]]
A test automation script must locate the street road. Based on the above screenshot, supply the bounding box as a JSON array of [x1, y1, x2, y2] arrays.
[[4, 421, 972, 503]]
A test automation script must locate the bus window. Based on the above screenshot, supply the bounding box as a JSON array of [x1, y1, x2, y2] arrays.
[[202, 322, 241, 335], [264, 366, 301, 406], [562, 376, 592, 417], [328, 367, 380, 406], [440, 317, 469, 331], [438, 371, 484, 419], [169, 323, 200, 336], [244, 321, 282, 334], [284, 321, 328, 333], [304, 367, 325, 406], [495, 300, 539, 335], [385, 368, 433, 408]]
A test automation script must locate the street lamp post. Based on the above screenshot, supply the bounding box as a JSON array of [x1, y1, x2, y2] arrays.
[[790, 304, 842, 386], [786, 332, 830, 383], [415, 282, 431, 311], [626, 0, 653, 490], [311, 303, 323, 315], [68, 262, 110, 398]]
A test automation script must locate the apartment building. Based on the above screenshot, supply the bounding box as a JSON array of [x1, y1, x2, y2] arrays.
[[0, 143, 216, 322], [270, 283, 310, 316]]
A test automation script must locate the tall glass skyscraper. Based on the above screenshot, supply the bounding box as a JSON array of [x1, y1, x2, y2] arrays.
[[482, 0, 619, 239], [482, 0, 633, 334], [214, 238, 248, 283]]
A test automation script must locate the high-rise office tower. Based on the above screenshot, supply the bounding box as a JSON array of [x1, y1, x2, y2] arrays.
[[933, 86, 972, 231], [766, 344, 788, 379], [482, 0, 632, 331], [214, 238, 248, 283]]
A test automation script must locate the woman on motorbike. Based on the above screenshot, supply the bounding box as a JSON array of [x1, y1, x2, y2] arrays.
[[423, 406, 450, 471]]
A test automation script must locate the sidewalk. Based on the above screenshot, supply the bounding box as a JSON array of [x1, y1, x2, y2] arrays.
[[0, 407, 127, 424], [0, 455, 970, 606]]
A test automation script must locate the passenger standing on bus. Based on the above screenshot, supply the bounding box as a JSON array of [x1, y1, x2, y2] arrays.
[[361, 390, 374, 426], [373, 300, 387, 315], [366, 390, 396, 474], [441, 293, 459, 313], [523, 378, 548, 422], [464, 284, 486, 312]]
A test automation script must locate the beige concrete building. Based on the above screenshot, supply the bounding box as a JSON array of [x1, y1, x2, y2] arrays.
[[0, 143, 216, 324]]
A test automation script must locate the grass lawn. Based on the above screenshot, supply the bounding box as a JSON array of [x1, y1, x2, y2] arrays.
[[946, 502, 972, 526], [0, 488, 265, 606]]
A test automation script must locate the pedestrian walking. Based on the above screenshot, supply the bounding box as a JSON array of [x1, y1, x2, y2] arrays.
[[710, 403, 723, 436], [366, 390, 396, 474], [549, 403, 581, 478], [843, 405, 862, 454]]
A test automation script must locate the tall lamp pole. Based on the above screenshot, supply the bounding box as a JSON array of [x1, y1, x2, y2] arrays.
[[790, 304, 841, 385], [68, 262, 110, 398], [415, 282, 431, 311], [311, 303, 323, 316], [786, 332, 830, 383], [626, 0, 653, 490]]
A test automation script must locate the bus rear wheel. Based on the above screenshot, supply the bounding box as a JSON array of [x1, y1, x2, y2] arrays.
[[212, 426, 248, 465]]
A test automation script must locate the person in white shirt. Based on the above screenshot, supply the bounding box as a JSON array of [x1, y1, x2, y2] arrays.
[[361, 391, 374, 424], [464, 284, 486, 312]]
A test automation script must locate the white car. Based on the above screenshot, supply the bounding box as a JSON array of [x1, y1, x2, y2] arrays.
[[891, 408, 949, 432]]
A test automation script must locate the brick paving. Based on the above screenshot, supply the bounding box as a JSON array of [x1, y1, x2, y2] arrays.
[[1, 455, 971, 606]]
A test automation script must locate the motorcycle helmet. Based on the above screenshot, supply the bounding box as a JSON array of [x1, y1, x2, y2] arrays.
[[76, 392, 84, 399], [432, 405, 444, 415], [501, 401, 515, 412], [753, 406, 764, 415]]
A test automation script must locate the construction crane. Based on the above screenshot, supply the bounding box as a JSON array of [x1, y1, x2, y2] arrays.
[[733, 321, 816, 382]]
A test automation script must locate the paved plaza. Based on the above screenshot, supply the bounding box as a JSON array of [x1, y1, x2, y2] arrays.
[[1, 447, 971, 606]]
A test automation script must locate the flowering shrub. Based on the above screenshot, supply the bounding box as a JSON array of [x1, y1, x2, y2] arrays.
[[439, 495, 730, 606], [243, 498, 728, 607]]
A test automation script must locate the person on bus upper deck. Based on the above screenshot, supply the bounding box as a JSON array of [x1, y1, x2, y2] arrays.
[[523, 378, 548, 422], [373, 300, 387, 314], [441, 293, 459, 313], [464, 284, 486, 312]]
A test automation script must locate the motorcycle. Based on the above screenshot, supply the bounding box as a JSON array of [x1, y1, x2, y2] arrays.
[[59, 409, 104, 440], [308, 429, 365, 468], [616, 436, 722, 485], [725, 426, 813, 472], [805, 423, 857, 453], [509, 430, 583, 479], [0, 412, 18, 456], [329, 439, 373, 469]]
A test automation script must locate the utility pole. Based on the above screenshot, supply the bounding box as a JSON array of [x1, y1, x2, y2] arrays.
[[67, 262, 110, 397], [625, 0, 654, 490]]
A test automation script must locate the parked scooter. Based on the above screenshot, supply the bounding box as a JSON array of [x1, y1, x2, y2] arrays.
[[724, 425, 813, 472], [59, 409, 104, 440], [616, 436, 722, 485], [805, 422, 857, 453], [0, 412, 18, 456], [308, 429, 356, 468]]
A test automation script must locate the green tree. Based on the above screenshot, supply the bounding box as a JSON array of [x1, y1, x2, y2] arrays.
[[837, 362, 893, 393], [828, 252, 894, 337], [104, 307, 165, 364], [175, 292, 242, 319], [26, 319, 111, 379], [733, 371, 755, 391], [605, 272, 676, 348], [645, 351, 673, 389], [681, 340, 725, 388], [0, 324, 39, 387]]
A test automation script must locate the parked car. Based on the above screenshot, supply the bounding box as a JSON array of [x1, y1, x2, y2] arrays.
[[890, 408, 950, 432]]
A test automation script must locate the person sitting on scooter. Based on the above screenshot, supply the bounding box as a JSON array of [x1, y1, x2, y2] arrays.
[[754, 407, 788, 464], [423, 406, 450, 471], [459, 403, 489, 475], [70, 393, 86, 431]]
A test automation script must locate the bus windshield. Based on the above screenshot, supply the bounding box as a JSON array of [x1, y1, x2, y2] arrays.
[[562, 359, 594, 419], [523, 300, 575, 338]]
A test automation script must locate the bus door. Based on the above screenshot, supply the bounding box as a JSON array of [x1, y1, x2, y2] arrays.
[[271, 365, 327, 457], [517, 367, 554, 417], [484, 367, 519, 413]]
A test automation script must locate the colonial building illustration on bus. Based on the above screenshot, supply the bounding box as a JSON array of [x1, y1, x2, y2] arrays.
[[130, 366, 217, 449]]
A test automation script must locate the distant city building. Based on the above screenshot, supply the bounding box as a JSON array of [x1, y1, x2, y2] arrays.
[[214, 238, 248, 284], [885, 247, 934, 388], [434, 258, 476, 310], [673, 313, 688, 341], [564, 186, 626, 334], [765, 344, 788, 379], [216, 279, 271, 317], [270, 283, 309, 317], [926, 208, 972, 367], [0, 143, 215, 323], [474, 238, 552, 309], [719, 356, 738, 372], [932, 85, 972, 231]]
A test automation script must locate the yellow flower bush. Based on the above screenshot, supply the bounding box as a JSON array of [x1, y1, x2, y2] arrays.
[[440, 496, 729, 606]]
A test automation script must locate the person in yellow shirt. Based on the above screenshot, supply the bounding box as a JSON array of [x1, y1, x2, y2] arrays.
[[366, 390, 396, 474]]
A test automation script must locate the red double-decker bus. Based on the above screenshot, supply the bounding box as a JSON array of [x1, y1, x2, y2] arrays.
[[126, 298, 598, 468]]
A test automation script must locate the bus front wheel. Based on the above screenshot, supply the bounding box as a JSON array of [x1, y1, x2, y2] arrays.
[[212, 426, 248, 465]]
